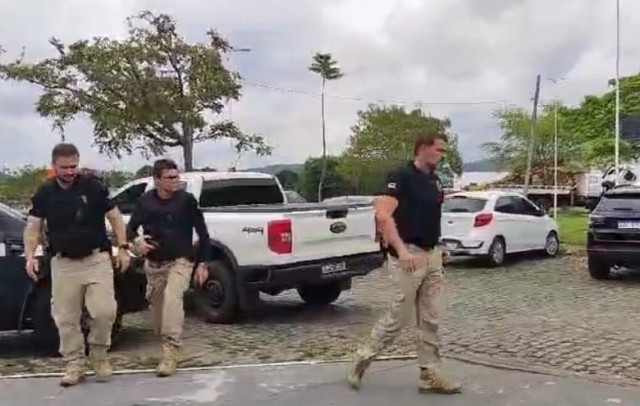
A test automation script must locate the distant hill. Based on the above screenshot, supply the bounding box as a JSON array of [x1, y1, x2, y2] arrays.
[[244, 159, 504, 175], [241, 163, 304, 175]]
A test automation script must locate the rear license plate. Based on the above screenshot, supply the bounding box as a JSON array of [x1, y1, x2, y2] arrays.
[[617, 221, 640, 229], [322, 261, 347, 274], [445, 242, 458, 250]]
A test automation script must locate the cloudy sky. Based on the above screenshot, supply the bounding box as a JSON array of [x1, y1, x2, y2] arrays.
[[0, 0, 638, 172]]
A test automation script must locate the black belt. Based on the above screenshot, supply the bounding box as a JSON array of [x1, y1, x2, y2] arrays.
[[56, 247, 108, 259]]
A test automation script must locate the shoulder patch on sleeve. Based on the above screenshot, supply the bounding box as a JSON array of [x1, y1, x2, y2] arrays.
[[387, 182, 397, 190]]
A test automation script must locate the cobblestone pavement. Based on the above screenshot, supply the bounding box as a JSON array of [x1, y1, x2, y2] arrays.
[[2, 253, 640, 384]]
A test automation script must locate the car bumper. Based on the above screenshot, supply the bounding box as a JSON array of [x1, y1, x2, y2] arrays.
[[441, 236, 488, 256], [587, 243, 640, 266], [238, 251, 386, 290]]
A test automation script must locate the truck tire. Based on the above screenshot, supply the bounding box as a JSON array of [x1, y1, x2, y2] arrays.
[[297, 281, 342, 306], [588, 256, 611, 280], [191, 260, 239, 324]]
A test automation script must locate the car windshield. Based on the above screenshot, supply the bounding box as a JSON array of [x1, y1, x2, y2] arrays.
[[442, 196, 487, 213]]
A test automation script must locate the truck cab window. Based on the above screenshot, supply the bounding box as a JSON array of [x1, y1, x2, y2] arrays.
[[199, 178, 284, 207]]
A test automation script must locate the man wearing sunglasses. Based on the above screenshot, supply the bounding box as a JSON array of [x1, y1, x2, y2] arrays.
[[127, 158, 210, 377]]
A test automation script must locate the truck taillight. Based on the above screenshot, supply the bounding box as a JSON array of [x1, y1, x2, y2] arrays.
[[268, 220, 292, 254], [473, 213, 493, 227]]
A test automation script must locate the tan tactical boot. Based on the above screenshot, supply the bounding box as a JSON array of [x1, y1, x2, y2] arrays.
[[90, 347, 113, 382], [59, 360, 87, 387], [346, 357, 371, 390], [91, 359, 113, 382], [156, 344, 178, 377], [418, 368, 462, 394]]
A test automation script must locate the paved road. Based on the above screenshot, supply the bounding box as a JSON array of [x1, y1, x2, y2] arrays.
[[1, 359, 639, 405], [2, 254, 640, 384]]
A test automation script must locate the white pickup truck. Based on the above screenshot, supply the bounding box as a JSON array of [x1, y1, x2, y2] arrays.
[[109, 171, 384, 323]]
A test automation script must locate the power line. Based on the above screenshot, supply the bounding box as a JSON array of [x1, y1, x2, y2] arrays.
[[241, 80, 525, 107]]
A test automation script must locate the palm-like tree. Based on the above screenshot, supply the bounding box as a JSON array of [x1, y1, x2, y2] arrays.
[[309, 52, 343, 201]]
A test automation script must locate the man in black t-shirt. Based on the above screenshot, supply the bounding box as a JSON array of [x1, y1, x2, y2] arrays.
[[347, 131, 462, 395], [127, 158, 210, 378], [23, 143, 130, 387]]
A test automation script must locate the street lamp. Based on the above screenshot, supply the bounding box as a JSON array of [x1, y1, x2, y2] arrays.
[[614, 0, 621, 185], [226, 47, 251, 121], [546, 77, 568, 219]]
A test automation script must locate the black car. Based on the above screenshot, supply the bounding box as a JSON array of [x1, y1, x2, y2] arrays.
[[0, 201, 148, 353], [586, 185, 640, 279]]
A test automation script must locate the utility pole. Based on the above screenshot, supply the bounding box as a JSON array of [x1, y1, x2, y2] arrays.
[[614, 0, 621, 185], [523, 74, 541, 196]]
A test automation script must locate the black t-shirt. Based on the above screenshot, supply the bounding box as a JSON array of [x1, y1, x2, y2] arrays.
[[127, 189, 211, 263], [29, 176, 114, 257], [382, 161, 443, 256]]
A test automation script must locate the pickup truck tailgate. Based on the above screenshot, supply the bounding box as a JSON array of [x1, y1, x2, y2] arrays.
[[286, 203, 379, 262]]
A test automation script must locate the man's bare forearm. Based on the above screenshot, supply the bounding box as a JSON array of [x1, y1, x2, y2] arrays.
[[23, 216, 42, 259], [106, 207, 128, 246]]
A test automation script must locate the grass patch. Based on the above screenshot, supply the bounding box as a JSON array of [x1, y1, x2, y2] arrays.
[[555, 208, 588, 246]]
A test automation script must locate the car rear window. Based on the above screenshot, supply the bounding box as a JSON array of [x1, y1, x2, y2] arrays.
[[442, 196, 487, 213], [597, 194, 640, 211]]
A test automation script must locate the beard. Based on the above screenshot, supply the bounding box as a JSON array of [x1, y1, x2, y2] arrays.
[[56, 173, 77, 184]]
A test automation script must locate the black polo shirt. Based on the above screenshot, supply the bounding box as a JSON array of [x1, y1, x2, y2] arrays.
[[382, 161, 443, 256], [127, 189, 211, 263], [29, 176, 114, 258]]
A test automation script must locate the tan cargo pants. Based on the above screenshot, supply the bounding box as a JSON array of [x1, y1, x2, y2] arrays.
[[51, 250, 117, 363], [144, 258, 193, 348], [355, 244, 445, 370]]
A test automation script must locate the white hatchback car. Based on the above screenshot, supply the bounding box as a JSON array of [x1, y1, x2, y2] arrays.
[[440, 191, 560, 266]]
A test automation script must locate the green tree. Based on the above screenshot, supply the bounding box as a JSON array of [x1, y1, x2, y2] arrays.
[[309, 52, 343, 201], [0, 10, 271, 171], [338, 104, 462, 194], [482, 104, 583, 184], [562, 73, 640, 169], [298, 156, 353, 201], [0, 166, 49, 207], [275, 169, 299, 189], [136, 164, 154, 177], [102, 169, 135, 189]]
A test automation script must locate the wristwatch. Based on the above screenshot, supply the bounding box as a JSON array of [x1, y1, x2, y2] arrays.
[[118, 243, 130, 250]]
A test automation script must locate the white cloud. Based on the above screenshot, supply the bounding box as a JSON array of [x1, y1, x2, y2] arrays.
[[0, 0, 639, 171]]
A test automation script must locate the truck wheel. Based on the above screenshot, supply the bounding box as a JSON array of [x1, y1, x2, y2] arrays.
[[191, 260, 239, 324], [297, 281, 342, 306], [588, 256, 611, 280]]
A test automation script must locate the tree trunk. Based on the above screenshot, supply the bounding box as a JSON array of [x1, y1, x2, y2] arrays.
[[317, 78, 327, 202], [182, 126, 194, 172]]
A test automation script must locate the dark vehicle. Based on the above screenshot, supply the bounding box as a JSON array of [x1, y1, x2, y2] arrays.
[[587, 185, 640, 279], [0, 201, 148, 353]]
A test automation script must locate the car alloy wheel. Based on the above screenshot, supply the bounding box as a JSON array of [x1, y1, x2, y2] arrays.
[[489, 238, 505, 266], [545, 232, 559, 256]]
